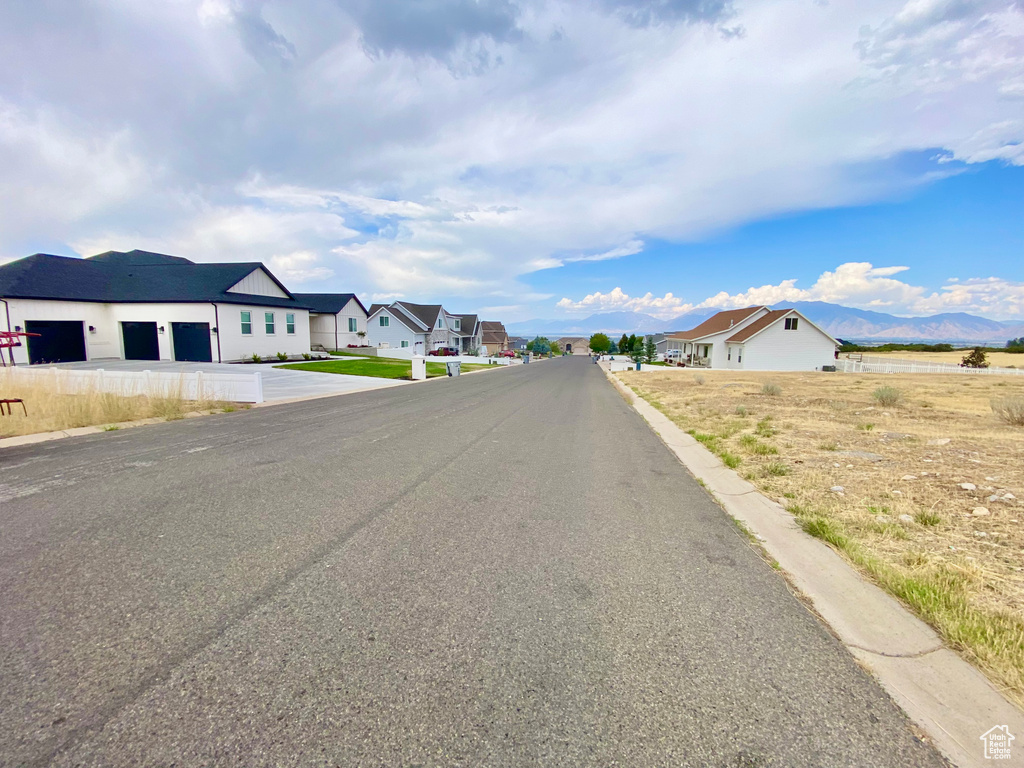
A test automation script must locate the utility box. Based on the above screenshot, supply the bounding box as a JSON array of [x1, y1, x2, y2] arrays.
[[411, 355, 427, 380], [446, 360, 461, 377], [523, 354, 530, 364]]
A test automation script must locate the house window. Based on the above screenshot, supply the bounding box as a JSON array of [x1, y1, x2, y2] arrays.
[[738, 350, 743, 363], [379, 316, 389, 327], [286, 313, 295, 334], [401, 340, 409, 348], [348, 317, 358, 333], [785, 317, 799, 330], [265, 312, 275, 334], [454, 318, 461, 331], [240, 311, 252, 335], [437, 316, 444, 328], [727, 347, 731, 361]]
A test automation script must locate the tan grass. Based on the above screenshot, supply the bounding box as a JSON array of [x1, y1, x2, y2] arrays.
[[0, 370, 226, 437], [864, 349, 1024, 368], [619, 367, 1024, 707]]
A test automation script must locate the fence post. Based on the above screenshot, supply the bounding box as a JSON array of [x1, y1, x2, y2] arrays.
[[253, 371, 263, 404], [195, 370, 204, 401]]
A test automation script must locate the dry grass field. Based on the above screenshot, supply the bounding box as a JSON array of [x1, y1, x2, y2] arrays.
[[618, 367, 1024, 707], [0, 371, 227, 438], [859, 349, 1024, 368]]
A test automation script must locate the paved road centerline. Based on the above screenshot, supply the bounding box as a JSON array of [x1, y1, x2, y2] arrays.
[[0, 358, 945, 767]]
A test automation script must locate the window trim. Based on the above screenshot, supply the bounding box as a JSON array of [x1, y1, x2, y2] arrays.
[[240, 310, 252, 336], [265, 311, 275, 335], [379, 315, 390, 327], [785, 317, 799, 331], [454, 318, 461, 331], [286, 312, 295, 335], [348, 317, 358, 333], [401, 340, 410, 348]]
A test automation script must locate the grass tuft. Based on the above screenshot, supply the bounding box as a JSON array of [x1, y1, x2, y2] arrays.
[[873, 386, 904, 407], [991, 396, 1024, 426], [761, 381, 782, 396]]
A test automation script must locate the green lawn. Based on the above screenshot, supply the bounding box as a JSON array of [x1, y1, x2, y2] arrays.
[[276, 357, 495, 380]]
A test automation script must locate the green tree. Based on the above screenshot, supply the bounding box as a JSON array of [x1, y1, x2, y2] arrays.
[[1007, 337, 1024, 349], [589, 333, 611, 354], [618, 334, 629, 354], [608, 340, 619, 354], [530, 336, 551, 355], [961, 347, 989, 368], [550, 340, 561, 355], [644, 336, 657, 363], [627, 334, 637, 354]]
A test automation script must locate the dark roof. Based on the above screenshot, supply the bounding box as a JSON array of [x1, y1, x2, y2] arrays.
[[394, 302, 441, 329], [367, 303, 386, 317], [455, 314, 478, 336], [292, 293, 367, 315], [668, 306, 766, 340], [0, 251, 309, 309]]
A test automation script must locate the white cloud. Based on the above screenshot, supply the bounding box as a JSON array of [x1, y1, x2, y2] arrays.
[[558, 263, 1024, 319], [0, 0, 1021, 303], [557, 286, 694, 318]]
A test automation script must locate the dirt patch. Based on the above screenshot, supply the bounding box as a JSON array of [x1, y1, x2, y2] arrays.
[[618, 367, 1024, 707]]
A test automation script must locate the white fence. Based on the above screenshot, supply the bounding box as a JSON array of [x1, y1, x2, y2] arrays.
[[1, 367, 265, 403], [837, 356, 1024, 377]]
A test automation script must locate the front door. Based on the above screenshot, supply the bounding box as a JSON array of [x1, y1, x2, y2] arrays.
[[171, 322, 212, 362], [122, 321, 160, 361], [24, 320, 87, 364]]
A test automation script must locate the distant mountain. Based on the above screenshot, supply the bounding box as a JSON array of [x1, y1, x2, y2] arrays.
[[505, 302, 1024, 344]]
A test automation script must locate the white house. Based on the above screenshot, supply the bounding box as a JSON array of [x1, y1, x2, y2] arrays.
[[722, 309, 838, 371], [455, 314, 482, 354], [666, 306, 837, 371], [0, 250, 312, 364], [365, 301, 485, 354], [294, 293, 368, 351]]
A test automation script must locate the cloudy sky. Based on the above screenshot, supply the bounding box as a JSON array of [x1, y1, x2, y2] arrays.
[[2, 0, 1022, 320]]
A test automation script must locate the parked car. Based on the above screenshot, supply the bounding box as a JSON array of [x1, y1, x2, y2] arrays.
[[428, 347, 460, 356], [498, 349, 515, 357]]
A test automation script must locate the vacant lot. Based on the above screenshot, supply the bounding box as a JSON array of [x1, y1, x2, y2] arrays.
[[859, 349, 1024, 368], [0, 371, 225, 438], [277, 357, 496, 380], [619, 367, 1024, 706]]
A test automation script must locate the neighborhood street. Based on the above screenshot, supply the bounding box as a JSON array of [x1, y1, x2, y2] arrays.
[[0, 357, 945, 767]]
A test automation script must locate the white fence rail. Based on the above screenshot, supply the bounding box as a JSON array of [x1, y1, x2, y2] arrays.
[[1, 367, 265, 403], [837, 356, 1024, 376]]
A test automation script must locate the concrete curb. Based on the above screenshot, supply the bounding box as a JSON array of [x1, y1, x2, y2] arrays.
[[603, 365, 1023, 768]]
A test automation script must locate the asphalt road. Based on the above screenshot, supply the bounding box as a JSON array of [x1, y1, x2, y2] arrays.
[[0, 357, 946, 767]]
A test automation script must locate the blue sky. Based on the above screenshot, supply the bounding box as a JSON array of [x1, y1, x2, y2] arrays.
[[1, 0, 1022, 321]]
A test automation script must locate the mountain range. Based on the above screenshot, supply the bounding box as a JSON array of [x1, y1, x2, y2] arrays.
[[505, 301, 1024, 344]]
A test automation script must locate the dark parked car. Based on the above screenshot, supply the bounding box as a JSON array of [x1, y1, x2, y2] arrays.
[[428, 347, 460, 356]]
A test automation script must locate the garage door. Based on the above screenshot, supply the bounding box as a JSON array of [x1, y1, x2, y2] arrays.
[[25, 320, 87, 365], [171, 322, 212, 362], [122, 322, 160, 361]]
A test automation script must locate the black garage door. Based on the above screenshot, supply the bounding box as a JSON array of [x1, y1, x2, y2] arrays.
[[25, 320, 87, 365], [122, 321, 160, 361], [171, 322, 212, 362]]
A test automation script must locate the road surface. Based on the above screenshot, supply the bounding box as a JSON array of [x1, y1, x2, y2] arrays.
[[0, 357, 945, 767]]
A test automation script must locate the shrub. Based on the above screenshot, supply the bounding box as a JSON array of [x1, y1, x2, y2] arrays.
[[761, 381, 781, 396], [276, 352, 288, 361], [961, 348, 989, 368], [734, 405, 747, 417], [251, 353, 262, 363], [302, 353, 312, 360], [991, 397, 1024, 426], [872, 386, 903, 407]]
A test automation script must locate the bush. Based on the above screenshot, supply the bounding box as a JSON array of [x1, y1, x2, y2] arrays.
[[761, 381, 781, 396], [251, 353, 262, 363], [872, 386, 903, 407], [991, 397, 1024, 426], [734, 405, 747, 417], [961, 348, 989, 368], [276, 352, 288, 361], [302, 353, 312, 360]]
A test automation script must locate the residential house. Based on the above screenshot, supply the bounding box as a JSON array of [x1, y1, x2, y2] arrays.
[[365, 301, 463, 353], [666, 306, 837, 370], [293, 293, 368, 351], [0, 250, 312, 364], [555, 337, 590, 355], [455, 314, 482, 354], [508, 336, 529, 352], [721, 309, 838, 371], [480, 321, 509, 355]]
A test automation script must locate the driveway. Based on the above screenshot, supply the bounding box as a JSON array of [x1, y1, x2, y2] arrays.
[[0, 357, 945, 766], [48, 358, 406, 402]]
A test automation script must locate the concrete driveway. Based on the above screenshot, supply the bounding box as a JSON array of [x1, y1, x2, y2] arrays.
[[49, 359, 406, 402]]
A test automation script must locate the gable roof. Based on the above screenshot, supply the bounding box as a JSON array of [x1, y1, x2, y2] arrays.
[[0, 251, 308, 309], [668, 306, 766, 341], [292, 293, 367, 315], [366, 303, 424, 334], [394, 301, 442, 329], [726, 309, 838, 345], [455, 314, 478, 335]]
